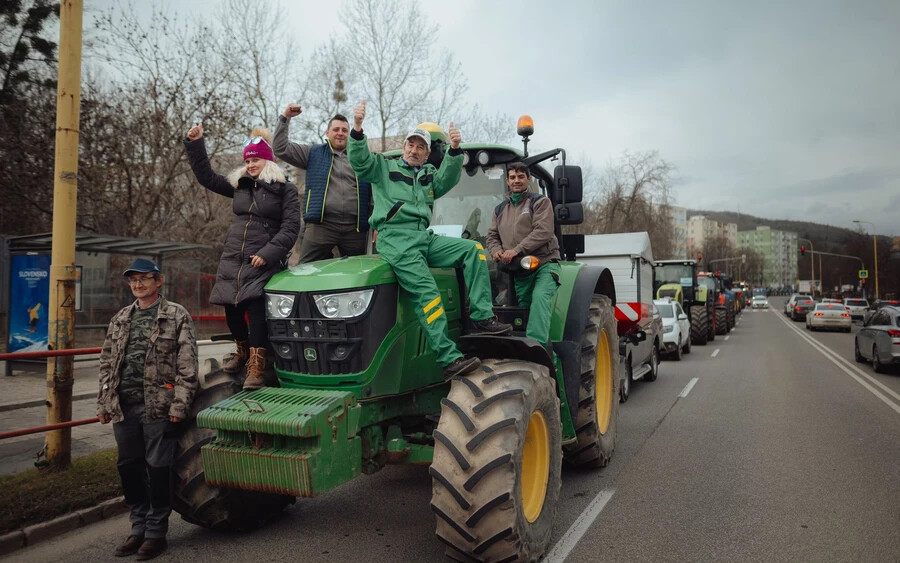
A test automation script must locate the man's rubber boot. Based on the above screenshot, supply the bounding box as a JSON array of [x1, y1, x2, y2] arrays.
[[242, 347, 267, 390], [222, 340, 249, 374], [443, 356, 481, 381], [470, 316, 513, 335]]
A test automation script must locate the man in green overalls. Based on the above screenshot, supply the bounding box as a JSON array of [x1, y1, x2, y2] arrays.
[[348, 101, 511, 380], [486, 162, 561, 347]]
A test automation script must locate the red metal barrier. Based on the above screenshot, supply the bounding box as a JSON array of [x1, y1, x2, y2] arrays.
[[0, 417, 100, 440], [0, 347, 102, 361]]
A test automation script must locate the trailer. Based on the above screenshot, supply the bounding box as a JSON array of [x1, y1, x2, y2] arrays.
[[580, 233, 659, 401]]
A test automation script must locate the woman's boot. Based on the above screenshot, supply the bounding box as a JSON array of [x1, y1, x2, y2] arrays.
[[222, 340, 249, 374], [242, 347, 267, 390]]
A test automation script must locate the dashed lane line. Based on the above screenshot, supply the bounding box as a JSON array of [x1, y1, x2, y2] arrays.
[[775, 313, 900, 415], [544, 489, 616, 563], [724, 335, 730, 341], [711, 348, 720, 358], [679, 377, 700, 398]]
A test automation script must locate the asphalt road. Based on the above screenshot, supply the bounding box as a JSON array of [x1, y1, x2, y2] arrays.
[[11, 298, 900, 562]]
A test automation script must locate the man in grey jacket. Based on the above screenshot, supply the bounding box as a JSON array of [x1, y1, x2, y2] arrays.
[[273, 104, 373, 263], [97, 258, 198, 560]]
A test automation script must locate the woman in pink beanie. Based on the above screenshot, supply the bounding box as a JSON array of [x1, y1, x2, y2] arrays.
[[184, 124, 300, 390]]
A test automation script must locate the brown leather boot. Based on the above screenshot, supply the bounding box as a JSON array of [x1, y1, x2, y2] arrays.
[[222, 340, 249, 373], [114, 534, 144, 557], [242, 347, 267, 390]]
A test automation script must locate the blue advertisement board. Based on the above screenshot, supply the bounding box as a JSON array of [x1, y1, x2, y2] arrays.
[[8, 254, 50, 353]]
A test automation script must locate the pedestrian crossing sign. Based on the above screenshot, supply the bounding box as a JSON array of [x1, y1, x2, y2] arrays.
[[859, 270, 868, 279]]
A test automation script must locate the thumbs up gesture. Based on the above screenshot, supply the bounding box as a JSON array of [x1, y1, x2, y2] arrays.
[[354, 100, 366, 131], [448, 121, 461, 149], [187, 122, 203, 141]]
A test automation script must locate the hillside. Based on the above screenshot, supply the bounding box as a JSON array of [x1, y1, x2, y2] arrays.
[[685, 210, 863, 248]]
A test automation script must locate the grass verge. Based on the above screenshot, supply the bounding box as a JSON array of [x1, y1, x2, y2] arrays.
[[0, 448, 122, 534]]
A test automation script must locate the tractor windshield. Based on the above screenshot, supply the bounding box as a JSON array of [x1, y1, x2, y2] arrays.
[[654, 264, 693, 293], [431, 165, 541, 243]]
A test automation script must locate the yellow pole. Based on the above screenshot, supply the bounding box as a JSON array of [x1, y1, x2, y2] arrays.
[[818, 252, 823, 295], [44, 0, 83, 470], [853, 220, 879, 300]]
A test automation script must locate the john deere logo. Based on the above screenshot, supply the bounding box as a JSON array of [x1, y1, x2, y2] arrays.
[[514, 318, 523, 327], [304, 348, 317, 361]]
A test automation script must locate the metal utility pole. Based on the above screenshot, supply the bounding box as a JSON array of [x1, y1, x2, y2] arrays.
[[799, 238, 815, 294], [45, 0, 84, 470]]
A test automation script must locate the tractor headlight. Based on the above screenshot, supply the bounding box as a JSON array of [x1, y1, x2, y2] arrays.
[[519, 256, 540, 271], [313, 289, 375, 319], [266, 293, 296, 318]]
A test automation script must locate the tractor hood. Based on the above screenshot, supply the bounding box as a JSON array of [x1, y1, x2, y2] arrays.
[[266, 255, 397, 293]]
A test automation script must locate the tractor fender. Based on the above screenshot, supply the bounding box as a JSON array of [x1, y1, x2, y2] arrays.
[[458, 335, 555, 379], [556, 265, 615, 414]]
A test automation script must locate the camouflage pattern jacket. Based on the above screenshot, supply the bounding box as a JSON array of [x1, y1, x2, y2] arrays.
[[96, 297, 199, 423]]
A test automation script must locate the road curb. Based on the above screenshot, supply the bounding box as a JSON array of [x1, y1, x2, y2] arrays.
[[0, 391, 96, 413], [0, 496, 126, 558]]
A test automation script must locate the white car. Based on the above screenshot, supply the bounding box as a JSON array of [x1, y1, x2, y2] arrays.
[[843, 298, 869, 322], [806, 302, 852, 332], [654, 299, 690, 360], [751, 295, 769, 309]]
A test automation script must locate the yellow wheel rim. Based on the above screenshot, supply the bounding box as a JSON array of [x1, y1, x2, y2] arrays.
[[594, 328, 612, 434], [521, 410, 550, 523]]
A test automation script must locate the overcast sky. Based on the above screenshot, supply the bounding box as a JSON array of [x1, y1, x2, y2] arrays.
[[128, 0, 900, 236]]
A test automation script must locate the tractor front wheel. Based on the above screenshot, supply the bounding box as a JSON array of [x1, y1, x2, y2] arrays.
[[430, 359, 562, 563], [689, 306, 708, 345]]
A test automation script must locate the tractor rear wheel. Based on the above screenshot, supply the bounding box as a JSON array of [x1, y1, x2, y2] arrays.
[[172, 359, 294, 531], [715, 309, 728, 335], [689, 306, 709, 345], [431, 359, 562, 563], [562, 294, 619, 468]]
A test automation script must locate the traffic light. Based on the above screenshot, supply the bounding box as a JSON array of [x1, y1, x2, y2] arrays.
[[861, 279, 866, 286], [800, 246, 805, 256]]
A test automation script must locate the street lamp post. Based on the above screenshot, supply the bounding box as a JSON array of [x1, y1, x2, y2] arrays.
[[852, 220, 879, 299], [798, 238, 815, 294]]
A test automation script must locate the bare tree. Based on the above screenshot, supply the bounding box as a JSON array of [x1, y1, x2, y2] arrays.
[[339, 0, 468, 150]]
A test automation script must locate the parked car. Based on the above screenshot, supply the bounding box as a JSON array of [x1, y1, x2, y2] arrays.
[[806, 302, 851, 332], [854, 306, 900, 373], [789, 297, 816, 321], [843, 297, 869, 321], [784, 293, 814, 316], [654, 298, 690, 360], [751, 295, 769, 309]]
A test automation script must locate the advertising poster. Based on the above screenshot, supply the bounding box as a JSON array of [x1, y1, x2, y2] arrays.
[[8, 254, 50, 353]]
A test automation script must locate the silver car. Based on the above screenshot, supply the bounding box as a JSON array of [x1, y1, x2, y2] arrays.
[[751, 295, 769, 309], [854, 306, 900, 373], [843, 298, 869, 321], [806, 302, 851, 332]]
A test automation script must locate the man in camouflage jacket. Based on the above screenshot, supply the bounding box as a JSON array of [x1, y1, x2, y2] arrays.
[[97, 258, 198, 560]]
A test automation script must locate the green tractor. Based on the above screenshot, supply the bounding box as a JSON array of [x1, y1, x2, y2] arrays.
[[172, 121, 621, 562], [653, 259, 715, 345]]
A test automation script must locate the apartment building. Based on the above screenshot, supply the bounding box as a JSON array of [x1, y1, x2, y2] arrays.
[[737, 226, 798, 287]]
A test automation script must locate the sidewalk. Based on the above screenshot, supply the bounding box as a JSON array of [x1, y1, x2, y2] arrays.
[[0, 342, 234, 477]]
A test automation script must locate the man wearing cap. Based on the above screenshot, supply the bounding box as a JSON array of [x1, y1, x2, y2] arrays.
[[348, 100, 512, 380], [97, 258, 198, 560], [273, 104, 373, 262]]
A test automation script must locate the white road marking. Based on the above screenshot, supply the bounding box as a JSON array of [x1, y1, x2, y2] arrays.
[[544, 489, 616, 563], [775, 313, 900, 414], [724, 335, 730, 341], [679, 377, 700, 397], [711, 348, 720, 358]]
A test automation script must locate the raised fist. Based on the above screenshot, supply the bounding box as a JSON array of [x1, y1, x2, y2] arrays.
[[353, 100, 366, 131], [448, 121, 461, 149], [187, 122, 203, 141], [283, 104, 302, 118]]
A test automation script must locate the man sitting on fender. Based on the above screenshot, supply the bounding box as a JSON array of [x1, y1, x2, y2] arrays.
[[347, 100, 512, 380], [486, 162, 561, 347]]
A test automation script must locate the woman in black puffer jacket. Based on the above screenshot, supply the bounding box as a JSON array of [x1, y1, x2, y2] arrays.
[[184, 123, 300, 390]]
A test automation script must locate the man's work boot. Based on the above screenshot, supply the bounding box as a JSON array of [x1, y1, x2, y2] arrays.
[[114, 534, 144, 557], [443, 356, 481, 381], [470, 316, 513, 336], [135, 537, 167, 561], [222, 340, 249, 374], [242, 347, 267, 390]]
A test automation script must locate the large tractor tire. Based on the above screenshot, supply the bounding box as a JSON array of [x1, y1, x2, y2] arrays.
[[726, 307, 735, 331], [715, 308, 728, 335], [430, 359, 562, 563], [689, 306, 709, 345], [172, 359, 294, 531], [562, 294, 619, 468]]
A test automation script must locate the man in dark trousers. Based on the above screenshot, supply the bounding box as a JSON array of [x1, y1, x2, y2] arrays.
[[97, 258, 198, 560], [273, 104, 373, 262]]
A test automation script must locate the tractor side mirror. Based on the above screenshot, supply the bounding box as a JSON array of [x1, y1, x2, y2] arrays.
[[553, 165, 583, 203], [555, 202, 583, 225]]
